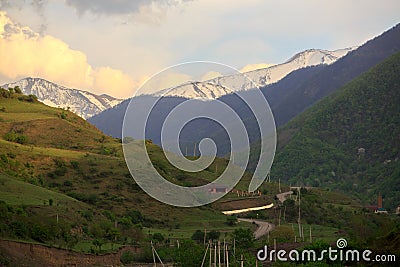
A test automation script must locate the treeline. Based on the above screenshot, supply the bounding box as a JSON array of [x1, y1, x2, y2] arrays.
[[0, 87, 38, 102]]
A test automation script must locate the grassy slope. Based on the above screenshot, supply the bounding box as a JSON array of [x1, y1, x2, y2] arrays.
[[0, 92, 258, 251], [268, 51, 400, 209], [0, 173, 83, 206]]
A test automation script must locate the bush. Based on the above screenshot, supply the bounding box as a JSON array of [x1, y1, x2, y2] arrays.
[[0, 88, 11, 98], [63, 180, 73, 187], [152, 232, 164, 243], [191, 230, 204, 243], [4, 131, 28, 144], [17, 94, 37, 102], [207, 230, 220, 241], [120, 251, 135, 264], [60, 111, 67, 120], [14, 86, 22, 94], [226, 216, 237, 226]]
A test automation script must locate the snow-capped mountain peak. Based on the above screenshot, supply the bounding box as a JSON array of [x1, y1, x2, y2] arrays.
[[153, 81, 233, 100], [150, 47, 357, 100], [1, 77, 123, 119]]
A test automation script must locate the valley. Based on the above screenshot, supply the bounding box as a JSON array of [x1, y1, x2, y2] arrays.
[[0, 13, 399, 266]]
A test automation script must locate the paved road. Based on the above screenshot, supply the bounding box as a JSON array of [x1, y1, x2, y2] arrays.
[[276, 190, 293, 203], [238, 218, 275, 239]]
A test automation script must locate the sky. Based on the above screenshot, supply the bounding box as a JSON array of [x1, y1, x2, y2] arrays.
[[0, 0, 399, 98]]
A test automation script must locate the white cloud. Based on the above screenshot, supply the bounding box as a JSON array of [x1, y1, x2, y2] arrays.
[[1, 0, 400, 98], [201, 71, 223, 81], [240, 63, 275, 73], [0, 12, 136, 98]]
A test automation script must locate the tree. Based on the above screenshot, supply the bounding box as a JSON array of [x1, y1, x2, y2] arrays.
[[226, 216, 237, 226], [232, 228, 254, 249], [172, 240, 204, 266], [14, 86, 22, 94], [191, 230, 204, 243], [152, 232, 164, 243], [207, 230, 220, 241]]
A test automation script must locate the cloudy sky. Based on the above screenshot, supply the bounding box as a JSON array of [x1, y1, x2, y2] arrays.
[[0, 0, 399, 98]]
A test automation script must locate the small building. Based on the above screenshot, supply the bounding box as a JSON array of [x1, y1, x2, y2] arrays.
[[208, 185, 228, 193], [365, 205, 379, 212], [396, 206, 400, 215], [375, 207, 388, 214]]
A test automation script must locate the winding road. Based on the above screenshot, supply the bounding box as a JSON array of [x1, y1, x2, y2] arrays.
[[237, 218, 275, 239]]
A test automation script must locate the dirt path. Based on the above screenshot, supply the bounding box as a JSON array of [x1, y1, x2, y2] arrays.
[[238, 218, 275, 239], [276, 190, 293, 203]]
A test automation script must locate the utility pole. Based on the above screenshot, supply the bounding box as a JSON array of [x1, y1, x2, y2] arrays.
[[298, 188, 302, 239], [194, 143, 196, 157], [279, 209, 281, 226], [225, 244, 229, 267], [204, 228, 207, 247], [209, 241, 212, 267], [223, 239, 226, 265], [283, 206, 286, 222], [279, 178, 281, 193], [214, 243, 217, 267], [151, 241, 156, 267], [218, 241, 221, 267]]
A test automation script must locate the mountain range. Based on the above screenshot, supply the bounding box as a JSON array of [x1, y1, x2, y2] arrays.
[[1, 78, 123, 119], [89, 23, 400, 157], [1, 47, 354, 120], [150, 48, 355, 100]]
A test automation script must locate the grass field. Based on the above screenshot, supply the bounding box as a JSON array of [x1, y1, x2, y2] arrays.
[[0, 173, 83, 206]]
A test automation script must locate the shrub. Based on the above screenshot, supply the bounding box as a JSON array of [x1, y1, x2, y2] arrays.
[[63, 180, 73, 187], [152, 232, 164, 243], [4, 131, 28, 144], [120, 251, 135, 264], [14, 86, 22, 94], [226, 216, 237, 226], [0, 88, 11, 98], [60, 111, 67, 120]]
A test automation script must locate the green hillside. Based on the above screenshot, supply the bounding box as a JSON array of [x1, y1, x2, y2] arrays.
[[270, 51, 400, 209], [0, 90, 235, 250], [0, 86, 398, 265]]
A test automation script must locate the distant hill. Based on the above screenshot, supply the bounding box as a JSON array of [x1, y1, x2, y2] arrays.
[[269, 51, 400, 209], [2, 77, 123, 119]]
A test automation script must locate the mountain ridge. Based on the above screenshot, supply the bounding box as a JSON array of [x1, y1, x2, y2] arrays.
[[269, 51, 400, 209], [148, 47, 356, 100], [2, 77, 123, 119]]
